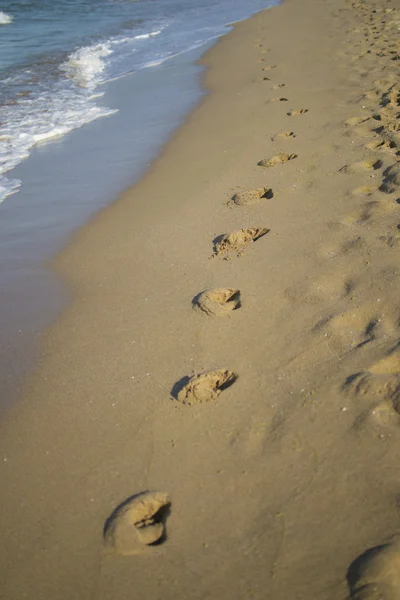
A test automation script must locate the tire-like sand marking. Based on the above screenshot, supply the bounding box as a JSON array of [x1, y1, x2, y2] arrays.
[[172, 369, 238, 405], [192, 288, 241, 316], [103, 492, 171, 555]]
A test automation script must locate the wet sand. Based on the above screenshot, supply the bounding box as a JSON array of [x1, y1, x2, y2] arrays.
[[1, 0, 400, 597]]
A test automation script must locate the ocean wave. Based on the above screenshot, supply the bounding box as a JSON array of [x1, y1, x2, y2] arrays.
[[60, 43, 113, 89], [0, 65, 117, 203], [0, 10, 13, 24]]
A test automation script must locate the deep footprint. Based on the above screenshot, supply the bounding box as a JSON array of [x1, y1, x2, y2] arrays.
[[213, 227, 270, 257], [172, 369, 238, 405], [230, 186, 273, 206], [103, 492, 171, 555], [258, 153, 297, 168], [192, 288, 241, 316]]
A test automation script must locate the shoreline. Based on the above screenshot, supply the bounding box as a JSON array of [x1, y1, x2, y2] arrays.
[[1, 0, 400, 597]]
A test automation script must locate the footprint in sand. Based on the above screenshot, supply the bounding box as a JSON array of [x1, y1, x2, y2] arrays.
[[271, 83, 286, 90], [284, 274, 354, 306], [287, 108, 308, 116], [278, 131, 296, 138], [172, 369, 238, 405], [321, 234, 366, 259], [258, 153, 297, 168], [346, 116, 372, 127], [342, 200, 396, 226], [347, 535, 400, 599], [262, 65, 276, 71], [229, 186, 273, 206], [213, 228, 270, 257], [104, 492, 171, 555], [339, 159, 382, 173], [313, 308, 381, 353], [192, 288, 241, 317], [380, 165, 400, 194], [268, 97, 288, 103], [365, 138, 397, 152], [344, 348, 400, 407], [351, 185, 379, 196]]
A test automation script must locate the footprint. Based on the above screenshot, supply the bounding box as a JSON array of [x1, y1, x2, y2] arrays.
[[314, 309, 380, 351], [192, 288, 241, 317], [339, 159, 382, 173], [213, 228, 270, 257], [276, 131, 296, 140], [262, 65, 277, 71], [365, 138, 397, 151], [172, 369, 238, 405], [272, 83, 286, 90], [351, 185, 379, 196], [287, 109, 308, 116], [230, 186, 273, 206], [344, 349, 400, 406], [342, 200, 396, 225], [380, 165, 400, 194], [347, 536, 400, 599], [284, 275, 354, 306], [104, 492, 171, 555], [258, 153, 297, 168], [268, 97, 288, 103], [346, 116, 372, 127]]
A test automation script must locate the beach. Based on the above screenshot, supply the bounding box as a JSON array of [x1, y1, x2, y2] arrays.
[[1, 0, 400, 596]]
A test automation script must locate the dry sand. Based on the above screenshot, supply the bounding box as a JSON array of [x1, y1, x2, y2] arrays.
[[1, 0, 400, 597]]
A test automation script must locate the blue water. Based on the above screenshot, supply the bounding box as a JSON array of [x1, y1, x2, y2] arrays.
[[0, 0, 277, 202]]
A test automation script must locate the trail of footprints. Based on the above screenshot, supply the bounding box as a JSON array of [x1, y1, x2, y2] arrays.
[[104, 3, 400, 592], [103, 35, 302, 558]]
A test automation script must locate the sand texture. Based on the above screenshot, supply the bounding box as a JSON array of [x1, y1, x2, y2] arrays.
[[1, 0, 400, 597]]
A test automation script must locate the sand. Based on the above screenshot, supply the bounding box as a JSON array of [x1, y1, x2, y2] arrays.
[[1, 0, 400, 597]]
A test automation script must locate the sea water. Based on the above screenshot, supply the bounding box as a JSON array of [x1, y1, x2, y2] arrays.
[[0, 0, 278, 408], [0, 0, 277, 203]]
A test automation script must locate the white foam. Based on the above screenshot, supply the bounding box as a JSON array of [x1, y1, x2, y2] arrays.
[[0, 74, 117, 203], [0, 10, 12, 24], [61, 43, 113, 89], [134, 30, 162, 40]]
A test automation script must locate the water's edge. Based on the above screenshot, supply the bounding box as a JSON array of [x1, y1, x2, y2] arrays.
[[0, 8, 273, 413]]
